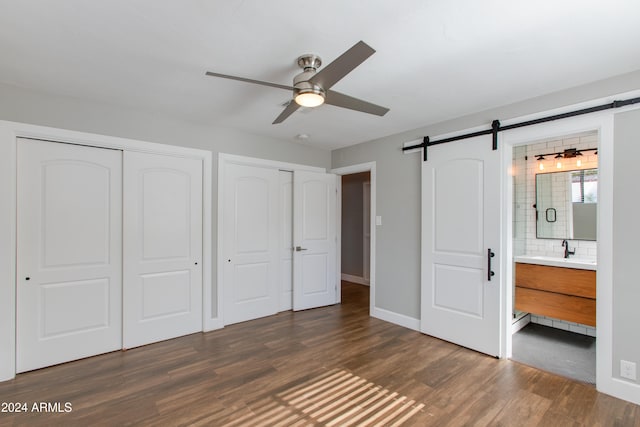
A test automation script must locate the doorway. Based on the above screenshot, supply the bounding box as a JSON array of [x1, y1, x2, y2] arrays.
[[332, 162, 376, 314], [509, 130, 598, 384], [340, 171, 371, 288]]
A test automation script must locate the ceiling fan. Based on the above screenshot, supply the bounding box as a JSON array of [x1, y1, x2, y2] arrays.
[[205, 41, 390, 124]]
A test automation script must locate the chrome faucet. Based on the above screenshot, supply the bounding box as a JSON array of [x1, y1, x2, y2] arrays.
[[561, 240, 575, 259]]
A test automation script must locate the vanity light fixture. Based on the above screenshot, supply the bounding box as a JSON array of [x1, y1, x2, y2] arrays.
[[555, 153, 563, 169], [531, 147, 597, 170]]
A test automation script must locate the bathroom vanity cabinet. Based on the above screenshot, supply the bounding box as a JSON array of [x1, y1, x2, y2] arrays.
[[515, 262, 596, 326]]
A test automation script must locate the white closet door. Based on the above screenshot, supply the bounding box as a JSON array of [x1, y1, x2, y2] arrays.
[[223, 163, 279, 325], [293, 171, 337, 311], [123, 151, 203, 348], [279, 171, 294, 312], [16, 138, 122, 372]]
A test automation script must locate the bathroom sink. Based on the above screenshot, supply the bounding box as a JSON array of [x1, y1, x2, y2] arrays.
[[514, 255, 597, 270]]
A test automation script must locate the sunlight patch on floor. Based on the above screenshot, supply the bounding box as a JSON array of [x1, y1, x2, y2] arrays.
[[222, 369, 425, 426]]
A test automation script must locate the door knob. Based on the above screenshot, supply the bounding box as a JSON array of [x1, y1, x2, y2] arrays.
[[295, 246, 308, 252]]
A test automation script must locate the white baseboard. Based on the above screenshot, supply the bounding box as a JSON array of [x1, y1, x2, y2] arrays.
[[511, 314, 530, 334], [204, 317, 224, 332], [341, 273, 369, 286], [371, 307, 420, 331]]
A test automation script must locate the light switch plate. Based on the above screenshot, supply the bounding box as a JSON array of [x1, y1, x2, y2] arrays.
[[376, 216, 382, 226]]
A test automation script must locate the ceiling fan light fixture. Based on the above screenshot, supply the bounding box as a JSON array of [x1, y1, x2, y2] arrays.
[[294, 87, 325, 108]]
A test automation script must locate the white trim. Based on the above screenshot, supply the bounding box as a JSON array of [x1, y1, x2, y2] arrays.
[[331, 162, 377, 318], [371, 307, 420, 332], [0, 120, 213, 382], [341, 274, 369, 286], [363, 181, 371, 282], [217, 153, 330, 327], [511, 314, 531, 334], [501, 103, 640, 405], [0, 127, 17, 382], [219, 153, 325, 173], [501, 138, 514, 359], [335, 177, 342, 304]]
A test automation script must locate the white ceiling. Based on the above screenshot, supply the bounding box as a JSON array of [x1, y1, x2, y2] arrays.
[[1, 1, 639, 150]]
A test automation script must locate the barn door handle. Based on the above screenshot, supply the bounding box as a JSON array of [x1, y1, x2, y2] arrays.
[[487, 249, 495, 281], [295, 246, 307, 252]]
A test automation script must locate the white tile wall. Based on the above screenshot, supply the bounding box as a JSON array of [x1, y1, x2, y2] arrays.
[[530, 314, 596, 337], [513, 130, 598, 336], [513, 130, 598, 260]]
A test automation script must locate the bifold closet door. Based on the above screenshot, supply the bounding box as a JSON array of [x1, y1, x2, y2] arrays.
[[123, 151, 203, 349], [16, 138, 122, 373]]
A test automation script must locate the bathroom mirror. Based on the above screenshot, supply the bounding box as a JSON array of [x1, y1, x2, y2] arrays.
[[535, 168, 597, 240]]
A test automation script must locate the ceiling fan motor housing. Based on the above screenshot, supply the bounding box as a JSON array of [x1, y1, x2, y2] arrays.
[[293, 54, 325, 105]]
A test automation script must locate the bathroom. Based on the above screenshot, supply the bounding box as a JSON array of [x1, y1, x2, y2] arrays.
[[511, 130, 598, 384]]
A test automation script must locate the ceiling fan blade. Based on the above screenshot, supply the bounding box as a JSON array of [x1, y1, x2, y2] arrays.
[[308, 41, 375, 90], [272, 101, 300, 124], [325, 90, 389, 116], [205, 71, 293, 91]]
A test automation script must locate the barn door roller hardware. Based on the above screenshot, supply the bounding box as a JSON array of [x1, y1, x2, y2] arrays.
[[403, 97, 640, 161]]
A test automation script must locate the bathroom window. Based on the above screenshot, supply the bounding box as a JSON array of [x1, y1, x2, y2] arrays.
[[571, 170, 597, 203]]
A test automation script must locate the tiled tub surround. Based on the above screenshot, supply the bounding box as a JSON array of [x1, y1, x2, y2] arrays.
[[512, 131, 598, 336]]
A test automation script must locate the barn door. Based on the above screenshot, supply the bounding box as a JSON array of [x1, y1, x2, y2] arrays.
[[421, 136, 501, 357]]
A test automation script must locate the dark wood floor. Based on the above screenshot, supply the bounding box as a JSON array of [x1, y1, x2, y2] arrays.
[[1, 282, 638, 426]]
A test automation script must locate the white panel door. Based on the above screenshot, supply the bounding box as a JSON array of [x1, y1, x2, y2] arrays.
[[16, 138, 122, 372], [223, 163, 279, 324], [279, 171, 294, 312], [123, 151, 202, 348], [421, 136, 501, 357], [293, 171, 337, 311]]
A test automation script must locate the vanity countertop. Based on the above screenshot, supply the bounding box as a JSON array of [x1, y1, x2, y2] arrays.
[[514, 255, 596, 271]]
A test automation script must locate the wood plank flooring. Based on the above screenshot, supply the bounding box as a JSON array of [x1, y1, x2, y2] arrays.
[[1, 282, 638, 426]]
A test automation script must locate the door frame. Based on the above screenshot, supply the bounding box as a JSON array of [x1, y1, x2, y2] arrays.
[[217, 153, 327, 325], [498, 99, 640, 404], [0, 120, 212, 382], [331, 162, 376, 313], [363, 180, 371, 284]]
